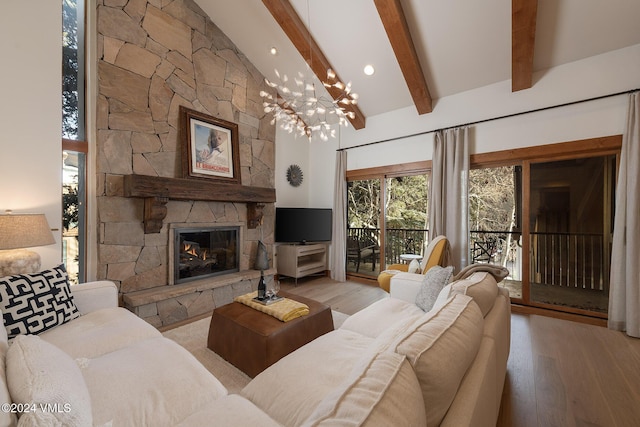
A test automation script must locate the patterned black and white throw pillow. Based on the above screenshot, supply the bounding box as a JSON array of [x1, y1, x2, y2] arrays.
[[0, 264, 80, 339]]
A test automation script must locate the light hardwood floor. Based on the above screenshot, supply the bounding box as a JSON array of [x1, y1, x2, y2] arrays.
[[280, 276, 640, 427]]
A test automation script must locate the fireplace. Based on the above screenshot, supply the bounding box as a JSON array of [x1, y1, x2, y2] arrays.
[[173, 226, 240, 284]]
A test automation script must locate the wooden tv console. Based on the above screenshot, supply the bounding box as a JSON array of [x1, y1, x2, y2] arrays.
[[276, 243, 327, 284]]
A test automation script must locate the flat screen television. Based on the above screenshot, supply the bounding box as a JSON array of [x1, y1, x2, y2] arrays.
[[275, 207, 333, 244]]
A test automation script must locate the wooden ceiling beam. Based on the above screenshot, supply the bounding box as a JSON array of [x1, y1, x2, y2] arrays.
[[374, 0, 432, 115], [512, 0, 538, 91], [261, 0, 366, 130]]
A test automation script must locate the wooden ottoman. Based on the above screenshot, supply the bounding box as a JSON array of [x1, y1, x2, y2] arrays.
[[207, 291, 334, 377]]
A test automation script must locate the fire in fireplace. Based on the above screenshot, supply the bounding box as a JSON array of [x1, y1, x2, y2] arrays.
[[174, 226, 239, 284]]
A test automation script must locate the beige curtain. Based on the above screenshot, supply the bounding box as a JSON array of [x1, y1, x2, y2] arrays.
[[331, 150, 348, 282], [429, 127, 469, 273], [609, 92, 640, 337]]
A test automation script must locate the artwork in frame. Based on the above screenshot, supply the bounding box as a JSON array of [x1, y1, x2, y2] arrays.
[[180, 106, 241, 184]]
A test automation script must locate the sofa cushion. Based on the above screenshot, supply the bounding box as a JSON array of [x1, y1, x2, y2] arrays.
[[339, 297, 423, 338], [415, 265, 454, 312], [436, 271, 499, 316], [241, 329, 375, 427], [0, 265, 80, 339], [40, 307, 161, 359], [175, 395, 282, 427], [80, 336, 227, 427], [302, 350, 426, 426], [377, 293, 484, 427], [6, 334, 92, 427]]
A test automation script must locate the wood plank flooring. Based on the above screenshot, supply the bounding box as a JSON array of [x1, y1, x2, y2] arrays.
[[279, 275, 388, 315], [280, 276, 640, 427]]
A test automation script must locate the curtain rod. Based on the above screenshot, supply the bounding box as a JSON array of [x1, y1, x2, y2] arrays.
[[337, 88, 639, 152]]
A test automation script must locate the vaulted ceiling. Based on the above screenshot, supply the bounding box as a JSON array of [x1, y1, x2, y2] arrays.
[[194, 0, 640, 130]]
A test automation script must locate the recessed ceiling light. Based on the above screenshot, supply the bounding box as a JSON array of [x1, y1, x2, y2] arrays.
[[363, 65, 375, 76], [270, 46, 278, 55]]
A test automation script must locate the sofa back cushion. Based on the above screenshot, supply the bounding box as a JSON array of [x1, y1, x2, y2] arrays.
[[242, 329, 377, 426], [436, 271, 499, 317], [376, 293, 484, 426], [302, 351, 426, 426], [242, 329, 426, 426]]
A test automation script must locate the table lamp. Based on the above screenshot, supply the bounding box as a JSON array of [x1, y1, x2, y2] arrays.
[[0, 212, 56, 277]]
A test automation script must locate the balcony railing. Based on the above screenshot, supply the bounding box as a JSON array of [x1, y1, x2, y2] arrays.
[[530, 231, 608, 291], [347, 227, 429, 267], [469, 230, 608, 292], [347, 228, 608, 292]]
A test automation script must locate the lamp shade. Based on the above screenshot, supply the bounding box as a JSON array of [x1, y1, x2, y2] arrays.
[[0, 214, 56, 250]]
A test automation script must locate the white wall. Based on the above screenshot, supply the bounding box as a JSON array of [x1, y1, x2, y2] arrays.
[[274, 127, 310, 207], [301, 44, 640, 205], [0, 3, 62, 270]]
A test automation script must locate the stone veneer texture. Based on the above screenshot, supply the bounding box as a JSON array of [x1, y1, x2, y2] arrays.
[[95, 0, 276, 326]]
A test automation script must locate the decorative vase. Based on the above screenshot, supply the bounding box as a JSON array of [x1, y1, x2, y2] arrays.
[[254, 240, 269, 271]]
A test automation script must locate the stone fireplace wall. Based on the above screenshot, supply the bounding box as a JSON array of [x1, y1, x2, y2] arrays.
[[95, 0, 276, 327]]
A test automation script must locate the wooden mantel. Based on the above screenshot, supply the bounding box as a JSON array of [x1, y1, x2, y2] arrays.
[[123, 174, 276, 233]]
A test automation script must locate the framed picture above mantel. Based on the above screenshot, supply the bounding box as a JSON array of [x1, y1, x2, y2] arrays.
[[180, 106, 241, 184]]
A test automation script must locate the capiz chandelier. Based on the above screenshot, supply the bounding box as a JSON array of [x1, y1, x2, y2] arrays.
[[260, 68, 358, 141]]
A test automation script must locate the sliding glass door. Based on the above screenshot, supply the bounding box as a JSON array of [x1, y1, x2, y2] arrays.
[[346, 169, 430, 280], [469, 138, 618, 318], [527, 155, 615, 314], [384, 174, 429, 267], [346, 179, 381, 278], [469, 165, 523, 297]]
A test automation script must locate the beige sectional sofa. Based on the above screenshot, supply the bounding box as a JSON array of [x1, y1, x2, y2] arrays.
[[0, 269, 510, 426]]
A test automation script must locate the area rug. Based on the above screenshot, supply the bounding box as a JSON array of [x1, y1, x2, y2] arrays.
[[162, 310, 349, 394]]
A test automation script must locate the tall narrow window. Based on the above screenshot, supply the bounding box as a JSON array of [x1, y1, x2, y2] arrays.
[[62, 0, 86, 283]]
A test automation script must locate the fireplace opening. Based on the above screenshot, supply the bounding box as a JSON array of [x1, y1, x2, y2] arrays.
[[174, 226, 239, 284]]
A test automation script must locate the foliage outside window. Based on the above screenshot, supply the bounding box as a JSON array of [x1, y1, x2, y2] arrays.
[[62, 0, 86, 283]]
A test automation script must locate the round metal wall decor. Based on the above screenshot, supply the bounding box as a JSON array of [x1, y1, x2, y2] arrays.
[[286, 164, 303, 187]]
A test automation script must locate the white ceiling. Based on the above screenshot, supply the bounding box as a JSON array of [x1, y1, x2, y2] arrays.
[[194, 0, 640, 119]]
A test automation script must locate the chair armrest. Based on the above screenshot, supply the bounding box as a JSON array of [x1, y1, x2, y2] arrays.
[[71, 280, 118, 314], [390, 272, 424, 303]]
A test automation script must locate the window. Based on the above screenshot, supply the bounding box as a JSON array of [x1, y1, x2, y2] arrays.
[[62, 0, 87, 283]]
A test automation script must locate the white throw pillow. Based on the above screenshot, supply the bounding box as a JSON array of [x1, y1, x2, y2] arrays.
[[415, 265, 454, 312], [6, 334, 92, 427]]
